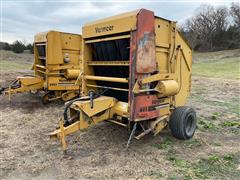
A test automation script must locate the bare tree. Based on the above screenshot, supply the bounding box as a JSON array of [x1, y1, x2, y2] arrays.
[[230, 2, 240, 28], [181, 4, 233, 51], [213, 6, 228, 32], [181, 5, 217, 50], [228, 3, 240, 48], [212, 6, 229, 50]]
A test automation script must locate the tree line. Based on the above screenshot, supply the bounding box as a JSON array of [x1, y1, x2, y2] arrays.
[[0, 40, 34, 54], [180, 3, 240, 51]]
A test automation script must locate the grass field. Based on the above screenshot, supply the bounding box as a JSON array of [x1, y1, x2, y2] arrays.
[[193, 49, 240, 79], [0, 49, 239, 179], [193, 57, 240, 79]]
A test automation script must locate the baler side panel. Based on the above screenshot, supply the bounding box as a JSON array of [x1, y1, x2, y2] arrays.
[[174, 32, 192, 106], [47, 32, 82, 91], [47, 31, 63, 65], [155, 18, 172, 74]]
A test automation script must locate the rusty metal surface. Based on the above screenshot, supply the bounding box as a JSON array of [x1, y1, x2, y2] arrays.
[[136, 9, 156, 73], [129, 9, 157, 122], [134, 95, 160, 120], [136, 32, 156, 73], [129, 31, 137, 121]]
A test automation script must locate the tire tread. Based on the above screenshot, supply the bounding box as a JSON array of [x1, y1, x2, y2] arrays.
[[169, 106, 196, 139]]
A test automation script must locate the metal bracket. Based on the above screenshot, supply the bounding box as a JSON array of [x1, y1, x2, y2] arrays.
[[126, 123, 137, 149], [59, 119, 67, 152]]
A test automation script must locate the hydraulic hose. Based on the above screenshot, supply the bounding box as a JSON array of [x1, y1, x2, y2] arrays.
[[63, 96, 90, 126], [63, 89, 109, 127]]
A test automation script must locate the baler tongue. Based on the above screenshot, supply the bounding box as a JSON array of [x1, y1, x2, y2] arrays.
[[1, 76, 44, 100], [49, 119, 68, 151], [49, 96, 117, 151]]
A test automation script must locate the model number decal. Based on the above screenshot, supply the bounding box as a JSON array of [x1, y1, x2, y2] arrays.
[[95, 26, 114, 33]]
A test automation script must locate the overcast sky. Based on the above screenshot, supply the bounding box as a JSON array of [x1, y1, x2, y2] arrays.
[[1, 0, 236, 44]]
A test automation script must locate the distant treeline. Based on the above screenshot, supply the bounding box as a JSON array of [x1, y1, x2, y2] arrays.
[[180, 3, 240, 51], [0, 41, 34, 54]]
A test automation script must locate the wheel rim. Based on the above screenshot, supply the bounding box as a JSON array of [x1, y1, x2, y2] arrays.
[[185, 113, 195, 137]]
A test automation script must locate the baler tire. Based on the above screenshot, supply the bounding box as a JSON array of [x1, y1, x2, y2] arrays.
[[42, 93, 50, 105], [169, 106, 197, 140], [42, 91, 54, 105]]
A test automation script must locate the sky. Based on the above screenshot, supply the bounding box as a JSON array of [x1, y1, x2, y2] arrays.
[[1, 0, 236, 44]]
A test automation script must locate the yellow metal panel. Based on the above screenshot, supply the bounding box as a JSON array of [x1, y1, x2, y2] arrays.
[[61, 33, 81, 50], [72, 96, 116, 117], [83, 10, 138, 38], [112, 101, 129, 117], [176, 32, 192, 67], [47, 31, 63, 65], [34, 31, 48, 42], [156, 50, 169, 73], [159, 107, 170, 116], [62, 51, 80, 65], [47, 77, 80, 91], [155, 18, 171, 47], [17, 76, 43, 86], [174, 32, 192, 106], [85, 34, 130, 44]]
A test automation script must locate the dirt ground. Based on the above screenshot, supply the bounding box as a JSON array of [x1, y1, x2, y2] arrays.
[[0, 50, 239, 179]]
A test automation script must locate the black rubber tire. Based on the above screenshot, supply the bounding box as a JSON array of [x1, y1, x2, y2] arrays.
[[41, 91, 54, 105], [169, 106, 197, 140], [41, 93, 50, 105]]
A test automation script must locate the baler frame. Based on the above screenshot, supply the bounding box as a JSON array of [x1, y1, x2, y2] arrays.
[[50, 9, 196, 151]]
